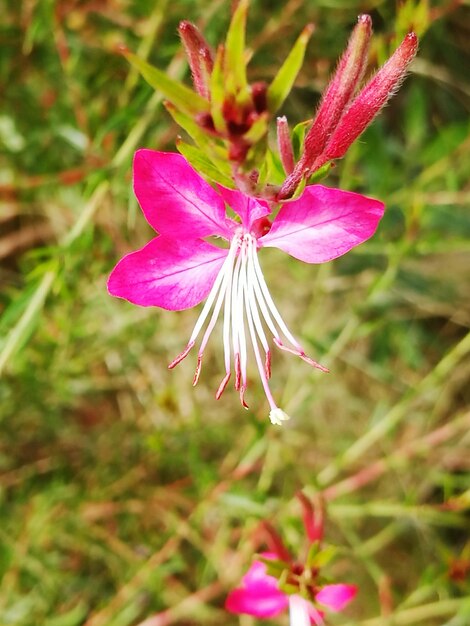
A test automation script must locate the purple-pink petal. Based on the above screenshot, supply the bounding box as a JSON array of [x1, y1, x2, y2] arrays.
[[133, 150, 233, 239], [259, 184, 384, 263], [107, 236, 228, 311], [225, 586, 289, 619], [315, 583, 358, 612], [217, 184, 271, 230], [225, 558, 289, 619]]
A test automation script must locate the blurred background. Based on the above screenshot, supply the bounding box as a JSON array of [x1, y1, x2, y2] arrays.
[[1, 0, 470, 624]]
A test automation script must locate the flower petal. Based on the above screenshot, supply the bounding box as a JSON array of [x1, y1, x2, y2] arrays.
[[289, 595, 314, 626], [225, 586, 289, 618], [108, 236, 228, 310], [315, 584, 358, 612], [242, 556, 279, 586], [259, 185, 384, 263], [225, 558, 289, 619], [134, 150, 233, 238], [217, 185, 271, 230]]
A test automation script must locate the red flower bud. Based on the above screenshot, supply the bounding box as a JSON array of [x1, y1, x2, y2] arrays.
[[325, 32, 418, 160], [302, 14, 372, 167], [178, 21, 214, 99], [277, 116, 295, 175]]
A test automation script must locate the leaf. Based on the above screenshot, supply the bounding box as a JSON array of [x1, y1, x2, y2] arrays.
[[291, 120, 311, 160], [267, 24, 314, 113], [289, 175, 306, 201], [209, 45, 227, 134], [258, 147, 285, 186], [307, 161, 334, 183], [311, 545, 337, 569], [165, 102, 232, 179], [125, 52, 209, 116], [176, 140, 234, 188], [224, 0, 250, 102]]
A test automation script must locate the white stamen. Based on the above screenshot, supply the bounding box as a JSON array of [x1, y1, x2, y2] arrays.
[[246, 239, 270, 354], [188, 249, 232, 345], [237, 238, 249, 389], [243, 250, 279, 413], [198, 240, 237, 357], [169, 230, 326, 420], [289, 595, 315, 626], [222, 239, 237, 374], [252, 249, 303, 349], [230, 246, 243, 370], [247, 241, 280, 340]]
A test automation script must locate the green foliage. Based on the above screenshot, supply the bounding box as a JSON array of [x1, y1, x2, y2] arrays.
[[224, 0, 250, 104], [124, 52, 209, 116], [1, 1, 470, 625], [266, 24, 314, 114]]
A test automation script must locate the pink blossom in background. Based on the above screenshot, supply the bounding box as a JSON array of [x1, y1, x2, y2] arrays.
[[225, 554, 357, 624], [226, 495, 357, 624], [108, 150, 384, 422]]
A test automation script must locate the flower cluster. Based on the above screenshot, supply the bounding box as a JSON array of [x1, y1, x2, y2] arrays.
[[124, 5, 418, 200]]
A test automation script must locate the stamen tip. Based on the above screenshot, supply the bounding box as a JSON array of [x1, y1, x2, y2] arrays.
[[239, 386, 249, 410], [265, 350, 272, 379], [192, 354, 203, 386], [168, 341, 195, 369], [215, 372, 231, 400]]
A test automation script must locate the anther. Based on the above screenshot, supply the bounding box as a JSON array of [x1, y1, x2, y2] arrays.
[[193, 354, 203, 386], [168, 341, 195, 369], [265, 349, 272, 379], [234, 353, 241, 390], [239, 385, 249, 409], [273, 337, 328, 372], [215, 372, 231, 399]]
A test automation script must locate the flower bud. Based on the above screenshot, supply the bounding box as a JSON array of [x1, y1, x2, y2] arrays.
[[325, 32, 418, 160], [178, 21, 214, 99], [277, 116, 295, 174], [302, 14, 372, 167]]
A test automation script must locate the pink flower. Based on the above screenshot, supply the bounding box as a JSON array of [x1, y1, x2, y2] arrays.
[[226, 554, 357, 624], [226, 495, 357, 623], [108, 150, 384, 422]]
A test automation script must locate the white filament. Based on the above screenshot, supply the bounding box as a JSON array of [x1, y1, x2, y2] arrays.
[[288, 595, 313, 626], [176, 231, 321, 420]]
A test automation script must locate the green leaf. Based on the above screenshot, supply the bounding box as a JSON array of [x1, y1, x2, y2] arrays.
[[311, 545, 337, 568], [258, 147, 285, 186], [125, 52, 209, 116], [224, 0, 250, 104], [267, 24, 314, 113], [210, 45, 227, 134], [176, 140, 234, 188], [289, 175, 306, 200], [291, 120, 310, 160], [308, 160, 334, 183], [165, 102, 232, 176]]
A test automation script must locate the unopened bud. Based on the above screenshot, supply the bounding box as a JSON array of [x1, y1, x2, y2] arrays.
[[277, 116, 295, 175], [179, 21, 214, 99], [325, 32, 418, 160], [297, 491, 324, 543], [302, 14, 372, 167]]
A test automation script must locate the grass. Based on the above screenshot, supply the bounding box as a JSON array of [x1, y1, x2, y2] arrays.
[[1, 0, 470, 624]]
